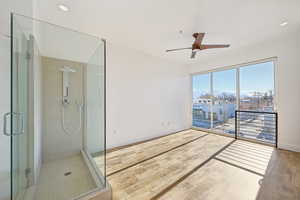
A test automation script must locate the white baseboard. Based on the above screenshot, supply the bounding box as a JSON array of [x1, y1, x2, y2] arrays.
[[278, 143, 300, 152]]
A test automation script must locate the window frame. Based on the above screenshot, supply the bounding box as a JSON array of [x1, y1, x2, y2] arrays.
[[191, 57, 277, 136]]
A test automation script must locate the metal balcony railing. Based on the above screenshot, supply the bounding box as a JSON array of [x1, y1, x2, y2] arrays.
[[235, 110, 278, 147]]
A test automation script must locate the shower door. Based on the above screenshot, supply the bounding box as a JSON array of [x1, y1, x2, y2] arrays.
[[10, 14, 33, 200]]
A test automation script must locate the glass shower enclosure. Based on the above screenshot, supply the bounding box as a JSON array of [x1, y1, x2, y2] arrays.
[[7, 13, 108, 200]]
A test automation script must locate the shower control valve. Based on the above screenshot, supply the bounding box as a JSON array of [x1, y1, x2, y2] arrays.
[[62, 97, 70, 105]]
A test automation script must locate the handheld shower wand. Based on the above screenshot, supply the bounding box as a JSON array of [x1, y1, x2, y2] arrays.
[[60, 66, 83, 135], [60, 66, 76, 105]]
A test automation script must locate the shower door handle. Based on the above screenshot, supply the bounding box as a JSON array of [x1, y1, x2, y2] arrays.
[[3, 112, 25, 136]]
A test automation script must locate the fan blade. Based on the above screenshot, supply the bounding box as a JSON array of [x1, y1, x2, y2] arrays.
[[193, 33, 205, 46], [166, 47, 192, 52], [201, 44, 230, 50], [190, 51, 197, 59]]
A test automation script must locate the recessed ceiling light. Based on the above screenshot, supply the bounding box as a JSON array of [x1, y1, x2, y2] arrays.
[[280, 21, 288, 26], [58, 4, 69, 12]]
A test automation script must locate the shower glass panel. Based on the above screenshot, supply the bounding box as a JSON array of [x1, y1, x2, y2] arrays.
[[11, 15, 32, 200], [11, 13, 107, 200], [85, 44, 106, 182], [0, 34, 11, 200]]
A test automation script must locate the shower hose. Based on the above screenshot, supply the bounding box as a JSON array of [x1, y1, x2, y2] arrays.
[[61, 103, 83, 135]]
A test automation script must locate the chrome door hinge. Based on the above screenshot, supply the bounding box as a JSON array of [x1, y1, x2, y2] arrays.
[[26, 51, 32, 60], [25, 168, 31, 178]]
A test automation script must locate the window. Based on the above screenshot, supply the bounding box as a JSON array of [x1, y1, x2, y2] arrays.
[[192, 74, 211, 129], [240, 61, 274, 112], [192, 59, 275, 136], [212, 69, 236, 134]]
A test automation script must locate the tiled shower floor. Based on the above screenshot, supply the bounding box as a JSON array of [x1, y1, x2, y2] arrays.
[[34, 154, 96, 200]]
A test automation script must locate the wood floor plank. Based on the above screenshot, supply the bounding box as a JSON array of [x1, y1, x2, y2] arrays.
[[255, 149, 300, 200], [101, 129, 208, 176], [158, 159, 262, 200], [108, 134, 234, 200], [158, 140, 300, 200], [102, 131, 300, 200], [215, 141, 274, 175]]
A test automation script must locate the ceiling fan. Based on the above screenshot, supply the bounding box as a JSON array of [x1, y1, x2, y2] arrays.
[[166, 33, 230, 59]]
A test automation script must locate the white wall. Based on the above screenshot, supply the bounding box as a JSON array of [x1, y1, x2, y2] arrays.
[[106, 43, 191, 148], [188, 30, 300, 152]]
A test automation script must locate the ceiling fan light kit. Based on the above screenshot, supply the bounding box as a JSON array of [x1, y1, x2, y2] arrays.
[[166, 32, 230, 59]]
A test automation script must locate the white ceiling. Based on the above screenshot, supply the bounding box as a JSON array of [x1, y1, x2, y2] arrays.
[[35, 0, 300, 64]]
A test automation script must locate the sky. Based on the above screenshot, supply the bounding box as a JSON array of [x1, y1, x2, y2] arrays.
[[193, 61, 274, 98]]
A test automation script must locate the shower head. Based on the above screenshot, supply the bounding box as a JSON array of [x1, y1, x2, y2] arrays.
[[60, 66, 76, 105], [60, 66, 76, 73]]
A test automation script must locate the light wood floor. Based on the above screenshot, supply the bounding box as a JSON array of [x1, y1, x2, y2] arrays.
[[97, 129, 300, 200], [158, 140, 274, 200], [104, 130, 208, 175]]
